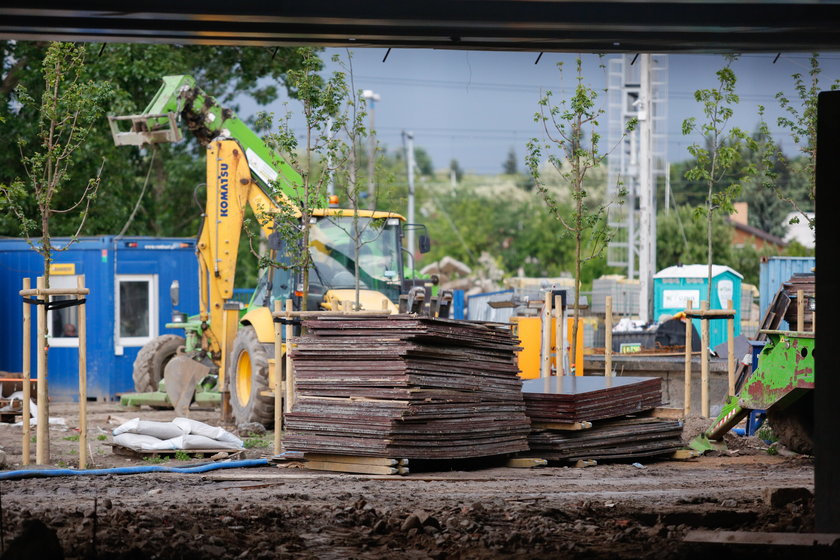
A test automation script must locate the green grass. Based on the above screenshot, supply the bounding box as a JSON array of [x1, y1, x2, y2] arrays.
[[63, 434, 80, 441], [757, 425, 778, 444], [97, 434, 108, 441], [174, 450, 191, 461], [142, 456, 168, 464], [244, 433, 271, 449]]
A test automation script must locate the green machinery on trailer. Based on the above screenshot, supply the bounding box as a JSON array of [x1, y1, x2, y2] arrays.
[[690, 329, 815, 454]]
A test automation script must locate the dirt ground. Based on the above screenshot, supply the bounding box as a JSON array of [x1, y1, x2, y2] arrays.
[[0, 402, 817, 559]]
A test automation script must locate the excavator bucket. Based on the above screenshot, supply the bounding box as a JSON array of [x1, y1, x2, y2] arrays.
[[108, 112, 182, 146], [163, 354, 211, 417], [690, 330, 815, 453]]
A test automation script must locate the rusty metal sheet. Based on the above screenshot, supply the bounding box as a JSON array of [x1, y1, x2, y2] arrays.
[[524, 417, 683, 463], [521, 376, 662, 423], [283, 315, 530, 459]]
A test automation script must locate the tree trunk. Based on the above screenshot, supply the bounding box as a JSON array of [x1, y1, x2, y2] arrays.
[[706, 180, 713, 305]]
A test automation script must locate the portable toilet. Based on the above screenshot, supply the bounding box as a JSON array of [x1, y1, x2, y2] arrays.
[[0, 236, 198, 400], [653, 264, 742, 349]]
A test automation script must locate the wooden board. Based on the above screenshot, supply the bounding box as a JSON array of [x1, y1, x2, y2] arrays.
[[303, 453, 408, 466], [684, 530, 840, 547], [505, 457, 548, 468], [532, 421, 592, 431], [303, 460, 409, 476]]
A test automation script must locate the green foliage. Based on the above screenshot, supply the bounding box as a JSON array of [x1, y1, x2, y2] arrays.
[[174, 450, 191, 461], [414, 147, 435, 176], [143, 455, 168, 464], [682, 57, 754, 302], [757, 425, 778, 444], [1, 42, 114, 277], [244, 433, 271, 448], [758, 53, 837, 235], [656, 204, 778, 286], [256, 48, 350, 309], [0, 41, 316, 240], [96, 434, 108, 441], [503, 147, 518, 175], [526, 57, 634, 368], [449, 159, 464, 183], [63, 434, 80, 442]]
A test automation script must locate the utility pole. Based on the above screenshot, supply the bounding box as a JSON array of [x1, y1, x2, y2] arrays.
[[402, 130, 416, 257], [362, 90, 380, 208], [638, 54, 655, 324]]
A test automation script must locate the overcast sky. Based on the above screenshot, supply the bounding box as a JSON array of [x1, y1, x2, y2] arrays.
[[239, 49, 840, 176]]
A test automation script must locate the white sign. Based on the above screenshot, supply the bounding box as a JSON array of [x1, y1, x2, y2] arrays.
[[662, 289, 700, 309], [717, 279, 734, 308]]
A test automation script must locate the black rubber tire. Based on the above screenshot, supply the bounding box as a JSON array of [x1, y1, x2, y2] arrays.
[[228, 326, 276, 428], [768, 392, 814, 455], [132, 335, 185, 393]]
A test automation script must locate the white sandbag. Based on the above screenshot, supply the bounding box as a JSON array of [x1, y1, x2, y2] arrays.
[[112, 418, 140, 436], [112, 418, 185, 440], [172, 417, 244, 447], [113, 433, 182, 451], [180, 434, 243, 450]]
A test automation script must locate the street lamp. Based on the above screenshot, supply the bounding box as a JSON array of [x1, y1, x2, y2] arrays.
[[362, 90, 380, 207]]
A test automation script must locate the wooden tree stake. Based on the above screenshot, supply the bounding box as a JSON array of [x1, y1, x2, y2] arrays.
[[21, 278, 31, 466], [727, 298, 735, 398], [605, 296, 613, 377], [285, 299, 295, 413], [553, 295, 563, 376], [701, 301, 710, 417], [684, 300, 693, 417], [540, 295, 553, 378], [35, 276, 48, 464], [77, 275, 88, 469], [797, 289, 805, 331], [273, 300, 283, 455]]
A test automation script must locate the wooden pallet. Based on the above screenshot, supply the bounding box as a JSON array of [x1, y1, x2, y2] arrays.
[[108, 444, 244, 460]]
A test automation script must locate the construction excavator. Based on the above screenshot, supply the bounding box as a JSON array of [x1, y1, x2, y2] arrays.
[[110, 75, 436, 426]]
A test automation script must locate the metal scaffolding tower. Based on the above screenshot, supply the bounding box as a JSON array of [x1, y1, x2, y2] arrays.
[[606, 54, 669, 323]]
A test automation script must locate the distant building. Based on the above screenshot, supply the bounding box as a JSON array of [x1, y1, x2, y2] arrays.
[[783, 211, 815, 249], [727, 202, 787, 252]]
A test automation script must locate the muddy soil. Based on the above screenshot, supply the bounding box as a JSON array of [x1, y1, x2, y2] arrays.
[[0, 403, 816, 559]]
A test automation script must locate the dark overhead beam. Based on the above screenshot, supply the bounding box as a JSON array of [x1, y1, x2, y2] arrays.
[[1, 1, 840, 52]]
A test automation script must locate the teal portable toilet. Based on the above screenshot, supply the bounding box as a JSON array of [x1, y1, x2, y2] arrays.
[[653, 264, 742, 348]]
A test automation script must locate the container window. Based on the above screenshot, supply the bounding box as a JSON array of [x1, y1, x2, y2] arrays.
[[47, 274, 80, 348], [116, 274, 158, 346]]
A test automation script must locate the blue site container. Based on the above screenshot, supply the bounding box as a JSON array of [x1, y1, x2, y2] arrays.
[[758, 256, 816, 330], [0, 236, 198, 401], [653, 264, 742, 349]]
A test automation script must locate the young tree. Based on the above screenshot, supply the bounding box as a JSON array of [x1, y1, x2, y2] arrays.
[[1, 42, 112, 294], [757, 53, 838, 236], [0, 42, 112, 461], [332, 50, 389, 310], [682, 57, 753, 304], [257, 48, 346, 311], [526, 57, 635, 373]]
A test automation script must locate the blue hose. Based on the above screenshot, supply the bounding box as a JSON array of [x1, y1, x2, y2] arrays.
[[0, 458, 269, 480]]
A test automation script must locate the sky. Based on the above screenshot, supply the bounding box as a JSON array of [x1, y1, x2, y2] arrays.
[[238, 49, 840, 176]]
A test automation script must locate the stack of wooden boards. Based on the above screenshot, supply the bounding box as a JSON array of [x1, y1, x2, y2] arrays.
[[520, 376, 683, 463], [783, 272, 815, 331], [283, 315, 531, 460]]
